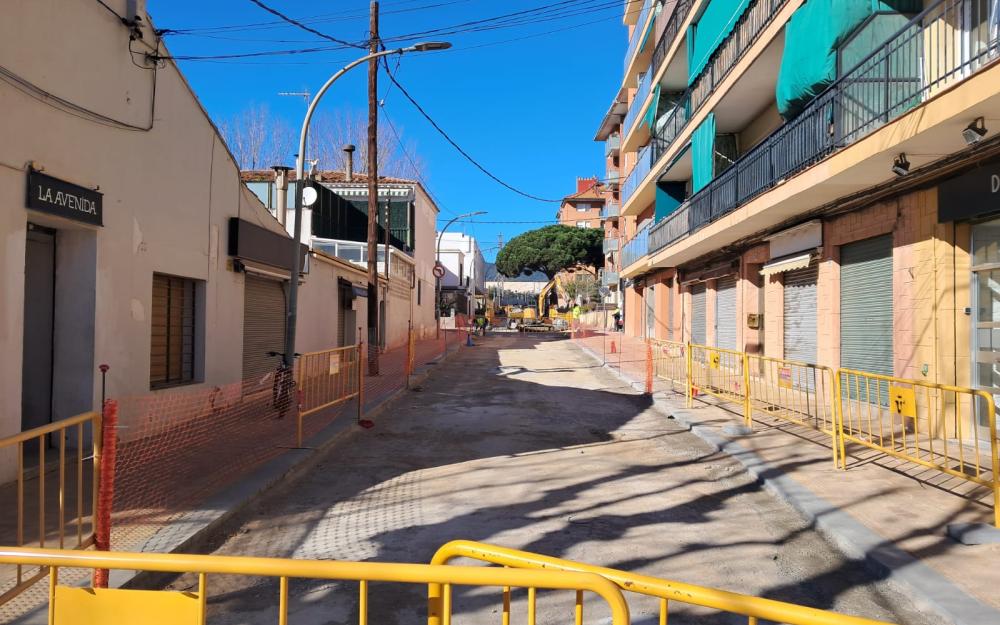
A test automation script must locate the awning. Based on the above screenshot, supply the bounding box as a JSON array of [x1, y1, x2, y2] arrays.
[[759, 253, 812, 277]]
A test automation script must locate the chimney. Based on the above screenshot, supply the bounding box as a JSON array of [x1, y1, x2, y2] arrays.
[[343, 144, 356, 182], [576, 176, 599, 193]]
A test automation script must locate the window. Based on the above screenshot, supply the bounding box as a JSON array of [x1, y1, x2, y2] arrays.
[[150, 273, 197, 388], [576, 203, 591, 211], [577, 221, 590, 228], [418, 280, 422, 305]]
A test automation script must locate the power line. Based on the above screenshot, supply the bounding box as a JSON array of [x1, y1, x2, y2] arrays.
[[382, 62, 560, 203], [245, 0, 367, 48]]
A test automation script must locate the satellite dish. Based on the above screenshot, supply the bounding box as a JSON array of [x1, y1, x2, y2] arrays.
[[302, 186, 319, 207]]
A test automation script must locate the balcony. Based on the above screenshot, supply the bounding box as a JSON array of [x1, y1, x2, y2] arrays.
[[622, 71, 652, 137], [606, 168, 621, 188], [601, 270, 620, 286], [603, 237, 620, 254], [649, 0, 694, 83], [621, 224, 650, 270], [624, 0, 652, 73], [605, 134, 621, 156], [622, 144, 653, 205], [644, 0, 999, 258], [602, 201, 621, 220]]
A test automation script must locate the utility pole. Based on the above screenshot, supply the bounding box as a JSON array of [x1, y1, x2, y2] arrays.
[[366, 0, 380, 375]]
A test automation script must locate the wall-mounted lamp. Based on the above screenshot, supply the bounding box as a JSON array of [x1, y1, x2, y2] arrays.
[[891, 153, 910, 177], [962, 117, 987, 145]]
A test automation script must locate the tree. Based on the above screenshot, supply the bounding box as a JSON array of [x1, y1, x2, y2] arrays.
[[219, 103, 294, 170], [495, 225, 603, 279]]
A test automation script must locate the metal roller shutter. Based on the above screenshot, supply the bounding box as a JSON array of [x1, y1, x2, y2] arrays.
[[691, 283, 706, 345], [243, 275, 287, 382], [645, 284, 655, 339], [715, 276, 737, 350], [667, 285, 674, 341], [840, 235, 893, 378], [783, 264, 818, 363]]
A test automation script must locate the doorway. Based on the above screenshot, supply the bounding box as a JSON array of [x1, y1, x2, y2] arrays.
[[971, 218, 1000, 434], [22, 225, 56, 431]]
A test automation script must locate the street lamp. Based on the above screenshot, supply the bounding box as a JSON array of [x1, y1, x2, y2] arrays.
[[435, 211, 487, 337], [282, 41, 451, 369]]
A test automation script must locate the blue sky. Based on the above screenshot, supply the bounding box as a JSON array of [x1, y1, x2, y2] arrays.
[[147, 1, 625, 260]]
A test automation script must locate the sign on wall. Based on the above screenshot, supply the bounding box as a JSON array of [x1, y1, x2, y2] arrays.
[[26, 170, 103, 226], [938, 159, 1000, 222]]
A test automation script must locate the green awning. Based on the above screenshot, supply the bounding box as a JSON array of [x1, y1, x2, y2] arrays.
[[638, 8, 656, 54], [643, 84, 662, 130], [687, 0, 752, 85], [691, 113, 716, 193]]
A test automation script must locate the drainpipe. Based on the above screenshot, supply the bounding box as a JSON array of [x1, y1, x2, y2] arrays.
[[272, 165, 291, 227], [344, 144, 356, 182]]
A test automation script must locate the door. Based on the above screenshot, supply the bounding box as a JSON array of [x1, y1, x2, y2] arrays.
[[715, 276, 737, 350], [972, 219, 1000, 432], [840, 236, 893, 387], [690, 283, 706, 345], [243, 274, 287, 382], [667, 283, 674, 341], [783, 264, 818, 363], [22, 226, 56, 431], [645, 284, 655, 339]]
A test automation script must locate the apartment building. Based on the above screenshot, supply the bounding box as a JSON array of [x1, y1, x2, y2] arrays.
[[437, 231, 487, 317], [557, 178, 625, 304], [243, 170, 440, 348], [606, 0, 1000, 410]]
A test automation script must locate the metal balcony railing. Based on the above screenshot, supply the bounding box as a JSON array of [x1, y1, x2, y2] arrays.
[[606, 168, 621, 187], [624, 0, 652, 73], [623, 71, 652, 137], [650, 0, 694, 80], [621, 223, 650, 270], [605, 134, 621, 156], [602, 202, 621, 219], [646, 0, 999, 256], [622, 144, 653, 204], [622, 0, 789, 212], [603, 237, 620, 254], [601, 270, 620, 285]]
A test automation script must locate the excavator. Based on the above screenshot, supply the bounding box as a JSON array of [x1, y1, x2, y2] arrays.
[[506, 275, 573, 331]]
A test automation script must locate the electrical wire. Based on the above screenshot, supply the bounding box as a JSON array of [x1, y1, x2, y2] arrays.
[[245, 0, 367, 48], [93, 0, 126, 22], [381, 62, 561, 203]]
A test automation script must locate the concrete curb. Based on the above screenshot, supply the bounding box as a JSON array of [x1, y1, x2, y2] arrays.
[[118, 341, 464, 590], [572, 340, 1000, 625]]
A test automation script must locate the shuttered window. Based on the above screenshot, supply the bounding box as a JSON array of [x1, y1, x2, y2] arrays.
[[841, 236, 893, 379], [715, 276, 737, 350], [150, 274, 196, 388], [691, 283, 707, 345]]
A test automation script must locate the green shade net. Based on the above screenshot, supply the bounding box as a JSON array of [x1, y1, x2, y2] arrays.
[[655, 181, 686, 220], [776, 0, 921, 119], [691, 113, 716, 193], [643, 84, 662, 130], [686, 0, 752, 85]]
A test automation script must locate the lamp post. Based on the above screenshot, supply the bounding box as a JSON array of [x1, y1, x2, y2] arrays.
[[435, 211, 487, 338], [282, 41, 451, 369]]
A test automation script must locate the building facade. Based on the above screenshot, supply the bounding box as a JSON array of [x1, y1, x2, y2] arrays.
[[604, 0, 1000, 422], [437, 231, 487, 317]]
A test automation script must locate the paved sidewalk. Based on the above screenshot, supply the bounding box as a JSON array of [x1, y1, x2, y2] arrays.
[[172, 334, 932, 625], [573, 338, 1000, 625]]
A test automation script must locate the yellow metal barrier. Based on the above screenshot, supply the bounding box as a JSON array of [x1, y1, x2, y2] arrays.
[[0, 412, 101, 606], [747, 354, 840, 465], [688, 343, 750, 425], [836, 370, 1000, 525], [649, 339, 687, 394], [295, 344, 362, 446], [430, 540, 896, 625], [0, 546, 630, 625]]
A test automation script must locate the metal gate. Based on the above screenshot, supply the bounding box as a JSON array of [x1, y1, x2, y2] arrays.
[[243, 274, 287, 382], [840, 236, 893, 383], [715, 276, 737, 350], [691, 283, 706, 345], [783, 264, 817, 363]]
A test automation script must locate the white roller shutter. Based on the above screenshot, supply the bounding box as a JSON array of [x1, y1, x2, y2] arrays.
[[645, 284, 655, 339], [840, 236, 893, 379], [783, 264, 818, 363], [691, 283, 706, 345], [715, 276, 737, 350], [243, 275, 287, 382]]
